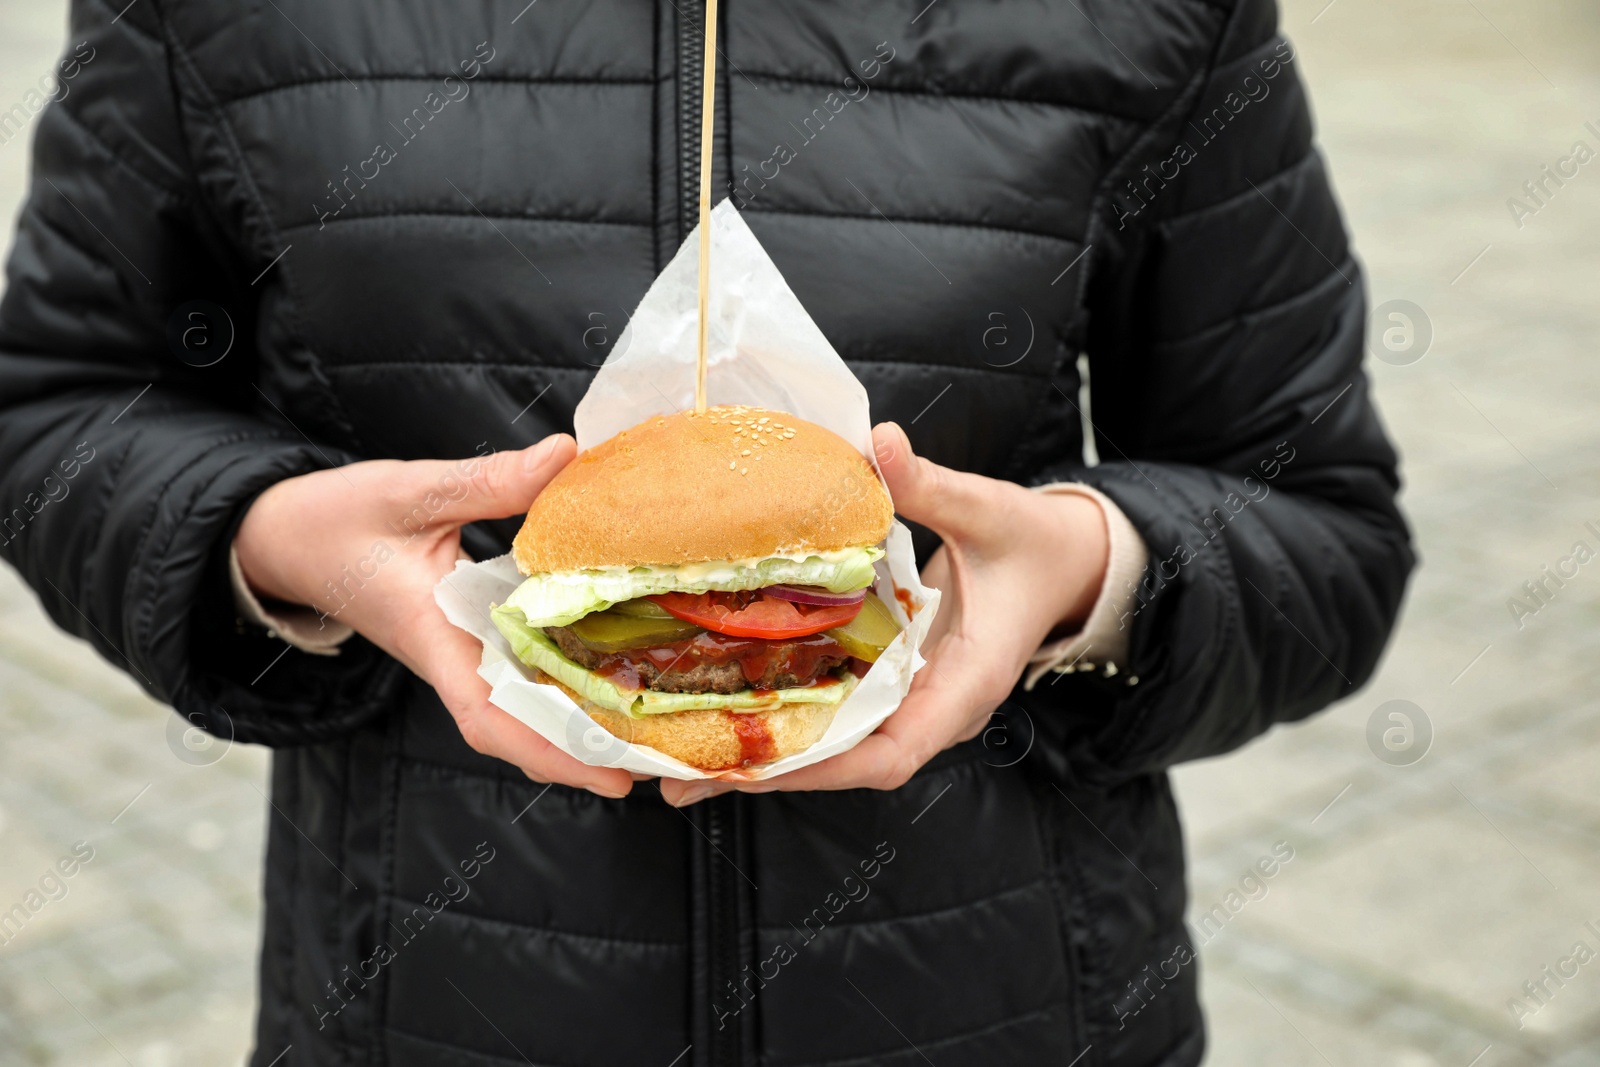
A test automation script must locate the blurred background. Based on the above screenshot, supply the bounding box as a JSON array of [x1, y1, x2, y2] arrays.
[[1, 0, 1597, 1064]]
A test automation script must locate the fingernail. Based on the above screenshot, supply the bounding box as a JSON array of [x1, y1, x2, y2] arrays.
[[674, 784, 714, 807], [874, 423, 905, 464], [523, 435, 559, 473], [587, 784, 628, 799]]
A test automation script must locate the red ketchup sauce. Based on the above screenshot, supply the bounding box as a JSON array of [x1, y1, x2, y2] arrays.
[[894, 585, 916, 620], [726, 712, 778, 768]]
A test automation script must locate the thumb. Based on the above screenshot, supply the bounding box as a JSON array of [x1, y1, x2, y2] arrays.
[[872, 422, 1006, 545], [410, 434, 577, 526]]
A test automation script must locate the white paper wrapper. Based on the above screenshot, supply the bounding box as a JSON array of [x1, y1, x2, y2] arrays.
[[434, 200, 940, 780]]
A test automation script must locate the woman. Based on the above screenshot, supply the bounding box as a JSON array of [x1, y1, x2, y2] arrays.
[[0, 0, 1411, 1063]]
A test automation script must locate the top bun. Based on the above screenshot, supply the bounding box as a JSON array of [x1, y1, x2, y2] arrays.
[[513, 406, 895, 574]]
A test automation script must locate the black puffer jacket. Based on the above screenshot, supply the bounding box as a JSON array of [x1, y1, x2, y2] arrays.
[[0, 1, 1412, 1064]]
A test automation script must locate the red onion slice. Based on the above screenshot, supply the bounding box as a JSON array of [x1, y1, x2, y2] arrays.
[[763, 584, 867, 607]]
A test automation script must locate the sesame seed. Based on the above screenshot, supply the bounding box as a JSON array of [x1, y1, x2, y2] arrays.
[[741, 449, 751, 456], [755, 454, 762, 460], [758, 417, 769, 424], [729, 460, 736, 470], [740, 467, 748, 475]]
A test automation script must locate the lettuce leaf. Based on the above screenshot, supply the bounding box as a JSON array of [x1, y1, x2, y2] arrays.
[[503, 546, 884, 628], [491, 603, 858, 718]]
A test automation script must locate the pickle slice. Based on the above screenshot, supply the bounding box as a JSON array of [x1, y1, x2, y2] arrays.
[[822, 591, 902, 663], [569, 610, 704, 653], [609, 597, 677, 619]]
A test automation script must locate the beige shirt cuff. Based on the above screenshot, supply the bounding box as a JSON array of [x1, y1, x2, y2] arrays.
[[228, 544, 352, 655], [1022, 483, 1148, 691]]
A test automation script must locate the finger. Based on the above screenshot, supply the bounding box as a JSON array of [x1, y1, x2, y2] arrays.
[[659, 779, 740, 807], [916, 545, 957, 649], [919, 545, 952, 595], [410, 611, 634, 797], [872, 422, 1014, 548], [399, 434, 577, 527], [465, 694, 634, 798], [733, 632, 1001, 793]]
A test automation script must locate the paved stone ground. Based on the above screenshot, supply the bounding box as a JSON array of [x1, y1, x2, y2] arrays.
[[1, 1, 1597, 1064]]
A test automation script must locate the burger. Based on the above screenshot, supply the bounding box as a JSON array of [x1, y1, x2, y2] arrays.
[[491, 405, 904, 772]]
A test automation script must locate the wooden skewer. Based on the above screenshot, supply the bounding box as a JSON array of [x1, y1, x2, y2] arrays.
[[694, 0, 719, 414]]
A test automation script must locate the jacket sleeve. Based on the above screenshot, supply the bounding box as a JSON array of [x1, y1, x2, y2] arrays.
[[0, 1, 402, 747], [1029, 1, 1415, 784]]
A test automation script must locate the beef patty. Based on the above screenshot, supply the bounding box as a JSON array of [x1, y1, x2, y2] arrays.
[[545, 626, 845, 693]]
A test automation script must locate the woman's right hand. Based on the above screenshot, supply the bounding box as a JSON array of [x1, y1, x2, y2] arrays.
[[233, 435, 636, 798]]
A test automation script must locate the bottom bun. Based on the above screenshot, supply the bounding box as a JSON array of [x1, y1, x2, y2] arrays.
[[528, 668, 838, 772], [585, 703, 837, 773]]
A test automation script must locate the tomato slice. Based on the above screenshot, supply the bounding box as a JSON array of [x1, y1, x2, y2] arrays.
[[647, 590, 863, 639]]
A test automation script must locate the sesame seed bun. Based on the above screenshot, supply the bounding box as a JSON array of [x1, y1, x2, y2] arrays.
[[513, 405, 894, 575]]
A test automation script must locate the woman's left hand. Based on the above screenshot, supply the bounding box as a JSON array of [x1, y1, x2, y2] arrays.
[[660, 421, 1110, 806]]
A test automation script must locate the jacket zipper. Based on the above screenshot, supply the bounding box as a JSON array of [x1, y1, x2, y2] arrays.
[[676, 11, 743, 1063], [708, 797, 745, 1066], [677, 0, 705, 236]]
